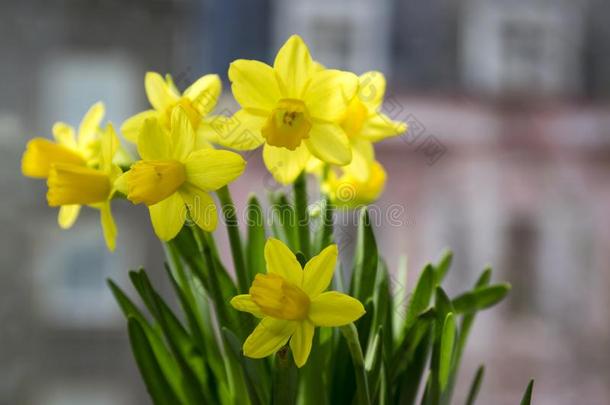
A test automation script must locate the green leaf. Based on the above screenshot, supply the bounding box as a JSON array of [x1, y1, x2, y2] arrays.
[[439, 313, 456, 391], [475, 267, 492, 288], [435, 287, 454, 322], [452, 284, 511, 314], [350, 208, 379, 303], [271, 193, 298, 250], [109, 280, 186, 403], [293, 171, 311, 258], [520, 380, 534, 405], [392, 255, 408, 341], [272, 347, 298, 405], [107, 279, 149, 325], [129, 269, 210, 404], [364, 327, 384, 401], [127, 317, 181, 405], [465, 365, 485, 405], [222, 327, 268, 405], [313, 195, 334, 253], [434, 250, 453, 285], [246, 195, 267, 280], [216, 185, 249, 293], [404, 264, 435, 332], [340, 323, 371, 405]]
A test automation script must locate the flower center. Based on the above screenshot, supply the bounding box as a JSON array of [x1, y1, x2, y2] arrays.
[[22, 138, 86, 179], [125, 160, 186, 206], [250, 273, 310, 320], [47, 164, 111, 206], [340, 98, 368, 139], [262, 99, 312, 150]]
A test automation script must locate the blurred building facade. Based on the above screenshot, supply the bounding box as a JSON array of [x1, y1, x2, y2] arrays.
[[2, 0, 610, 404]]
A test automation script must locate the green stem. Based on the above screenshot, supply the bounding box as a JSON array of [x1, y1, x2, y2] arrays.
[[294, 171, 310, 258], [272, 346, 298, 405], [216, 185, 249, 293], [192, 227, 233, 331], [340, 323, 371, 405]]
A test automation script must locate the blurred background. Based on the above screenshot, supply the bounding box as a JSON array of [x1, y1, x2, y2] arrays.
[[2, 0, 610, 404]]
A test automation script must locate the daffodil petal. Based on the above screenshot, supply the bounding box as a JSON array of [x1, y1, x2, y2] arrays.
[[305, 122, 351, 166], [100, 123, 119, 173], [145, 72, 180, 112], [170, 107, 196, 160], [100, 203, 117, 252], [262, 142, 310, 185], [230, 294, 265, 318], [228, 59, 281, 113], [290, 320, 315, 367], [273, 35, 315, 98], [194, 123, 216, 150], [52, 122, 77, 149], [114, 171, 128, 195], [137, 118, 171, 160], [342, 139, 374, 182], [184, 149, 246, 191], [58, 205, 81, 229], [304, 69, 358, 122], [184, 74, 222, 116], [78, 102, 105, 148], [361, 113, 407, 143], [207, 110, 265, 151], [243, 317, 297, 359], [264, 238, 302, 286], [179, 185, 218, 232], [120, 110, 157, 143], [149, 192, 185, 241], [308, 291, 366, 327], [302, 244, 338, 297], [357, 71, 386, 112]]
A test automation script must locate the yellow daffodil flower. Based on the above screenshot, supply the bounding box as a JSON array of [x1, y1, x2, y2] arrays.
[[22, 101, 105, 178], [22, 102, 105, 228], [222, 35, 358, 185], [310, 72, 407, 181], [231, 238, 365, 367], [323, 160, 387, 208], [117, 106, 246, 241], [46, 123, 122, 251], [121, 72, 221, 149]]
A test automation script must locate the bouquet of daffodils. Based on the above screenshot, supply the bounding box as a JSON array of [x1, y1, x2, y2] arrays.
[[21, 35, 533, 404]]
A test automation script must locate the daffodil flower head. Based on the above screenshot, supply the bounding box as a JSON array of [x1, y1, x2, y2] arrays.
[[121, 72, 222, 148], [224, 35, 359, 185], [323, 160, 387, 208], [230, 238, 366, 367], [307, 72, 408, 182], [117, 106, 246, 241], [21, 101, 105, 179], [46, 123, 122, 251]]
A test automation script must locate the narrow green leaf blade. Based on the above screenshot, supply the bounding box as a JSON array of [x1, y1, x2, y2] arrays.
[[465, 365, 485, 405], [435, 250, 453, 285], [439, 313, 456, 391], [350, 208, 379, 303], [452, 283, 511, 314], [404, 264, 435, 331], [246, 195, 267, 280], [127, 317, 181, 405], [520, 380, 534, 405]]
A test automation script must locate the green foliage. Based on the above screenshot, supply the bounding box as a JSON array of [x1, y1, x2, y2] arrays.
[[109, 183, 530, 405]]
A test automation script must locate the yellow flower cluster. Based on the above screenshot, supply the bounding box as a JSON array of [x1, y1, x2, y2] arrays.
[[231, 238, 365, 367], [21, 34, 405, 248]]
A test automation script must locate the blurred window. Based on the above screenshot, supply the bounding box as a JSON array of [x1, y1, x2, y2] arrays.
[[500, 20, 545, 94]]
